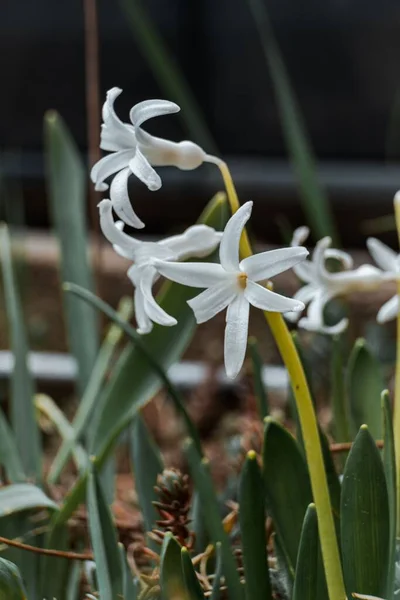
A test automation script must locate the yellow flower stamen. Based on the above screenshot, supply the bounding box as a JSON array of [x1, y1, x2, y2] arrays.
[[237, 272, 248, 289]]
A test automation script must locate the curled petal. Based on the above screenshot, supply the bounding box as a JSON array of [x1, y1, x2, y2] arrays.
[[134, 287, 153, 335], [367, 237, 398, 272], [241, 246, 308, 282], [159, 225, 222, 260], [297, 289, 348, 334], [110, 167, 145, 228], [291, 226, 310, 247], [100, 88, 136, 151], [130, 99, 180, 128], [299, 316, 349, 335], [98, 199, 140, 254], [244, 280, 305, 313], [129, 148, 161, 192], [292, 261, 316, 283], [284, 284, 316, 322], [377, 294, 399, 323], [153, 260, 228, 288], [187, 283, 237, 324], [90, 149, 134, 190], [220, 201, 253, 272], [138, 266, 177, 327], [324, 248, 353, 270], [224, 294, 250, 379]]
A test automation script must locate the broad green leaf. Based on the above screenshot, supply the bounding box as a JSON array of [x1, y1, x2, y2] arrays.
[[160, 534, 187, 600], [0, 483, 57, 514], [130, 415, 164, 544], [0, 558, 26, 600], [347, 339, 384, 440], [44, 111, 99, 397], [48, 297, 133, 484], [87, 468, 124, 600], [248, 337, 269, 419], [382, 391, 396, 600], [35, 394, 88, 475], [246, 0, 337, 241], [239, 451, 272, 600], [341, 425, 389, 598], [262, 419, 312, 577], [119, 0, 216, 153], [0, 224, 40, 480], [0, 408, 25, 483], [331, 334, 351, 443], [181, 547, 204, 600], [292, 504, 319, 600], [185, 439, 243, 600]]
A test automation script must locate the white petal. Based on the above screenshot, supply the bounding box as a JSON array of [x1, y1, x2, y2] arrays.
[[352, 594, 385, 600], [296, 289, 348, 334], [129, 148, 161, 191], [224, 294, 250, 379], [110, 167, 145, 228], [291, 226, 310, 247], [324, 248, 353, 270], [130, 99, 180, 128], [134, 287, 153, 335], [100, 88, 136, 151], [159, 225, 222, 260], [138, 266, 177, 327], [299, 315, 349, 335], [153, 260, 228, 288], [187, 283, 237, 324], [241, 246, 309, 282], [377, 294, 399, 323], [90, 150, 134, 190], [367, 237, 398, 272], [292, 261, 316, 283], [244, 280, 305, 313], [98, 199, 140, 253], [220, 201, 253, 272], [284, 285, 315, 322]]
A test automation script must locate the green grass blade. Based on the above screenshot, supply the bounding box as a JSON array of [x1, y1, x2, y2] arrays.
[[331, 334, 351, 443], [48, 297, 133, 484], [382, 390, 396, 600], [341, 425, 390, 598], [347, 339, 384, 440], [292, 504, 319, 600], [246, 0, 337, 242], [44, 111, 99, 396], [185, 439, 243, 600], [248, 337, 269, 419], [87, 466, 124, 600], [0, 224, 41, 480], [119, 543, 138, 600], [119, 0, 216, 153], [239, 451, 272, 600], [0, 408, 25, 483]]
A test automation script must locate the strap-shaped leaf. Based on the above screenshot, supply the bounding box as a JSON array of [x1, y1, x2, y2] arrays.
[[382, 391, 396, 600], [160, 534, 187, 600], [292, 504, 318, 600], [181, 547, 205, 600]]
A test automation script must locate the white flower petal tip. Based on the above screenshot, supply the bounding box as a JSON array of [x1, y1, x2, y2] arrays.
[[298, 316, 349, 336], [219, 202, 253, 272], [291, 226, 310, 246]]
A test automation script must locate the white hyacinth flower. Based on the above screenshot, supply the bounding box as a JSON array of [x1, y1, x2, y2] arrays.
[[367, 236, 400, 323], [288, 227, 385, 334], [153, 201, 308, 378], [98, 199, 222, 334], [91, 88, 208, 228]]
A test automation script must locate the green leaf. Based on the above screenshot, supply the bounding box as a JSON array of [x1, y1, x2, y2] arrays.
[[347, 339, 384, 440], [119, 0, 217, 153], [246, 0, 337, 242], [239, 451, 272, 600], [292, 504, 319, 600], [0, 224, 40, 480], [87, 467, 124, 600], [130, 415, 164, 544], [119, 543, 138, 600], [181, 547, 204, 600], [191, 491, 209, 554], [160, 534, 187, 600], [44, 111, 99, 396], [382, 391, 396, 600], [262, 419, 312, 577], [248, 337, 269, 419], [331, 334, 351, 443], [210, 543, 223, 600], [0, 407, 25, 483], [35, 394, 88, 475], [0, 483, 57, 514], [341, 425, 390, 598], [0, 558, 26, 600], [48, 297, 133, 484], [185, 438, 243, 600]]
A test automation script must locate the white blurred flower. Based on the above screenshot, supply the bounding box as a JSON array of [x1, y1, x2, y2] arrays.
[[99, 199, 222, 334], [91, 88, 209, 228], [288, 227, 385, 334], [367, 237, 400, 323], [352, 595, 386, 599], [154, 201, 308, 378]]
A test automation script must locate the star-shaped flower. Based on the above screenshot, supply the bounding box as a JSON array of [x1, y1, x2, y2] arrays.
[[98, 199, 222, 334], [91, 88, 208, 228], [287, 227, 385, 334], [152, 201, 308, 378], [367, 236, 400, 323]]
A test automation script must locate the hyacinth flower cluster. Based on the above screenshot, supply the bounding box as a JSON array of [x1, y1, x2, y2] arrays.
[[91, 88, 400, 380]]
